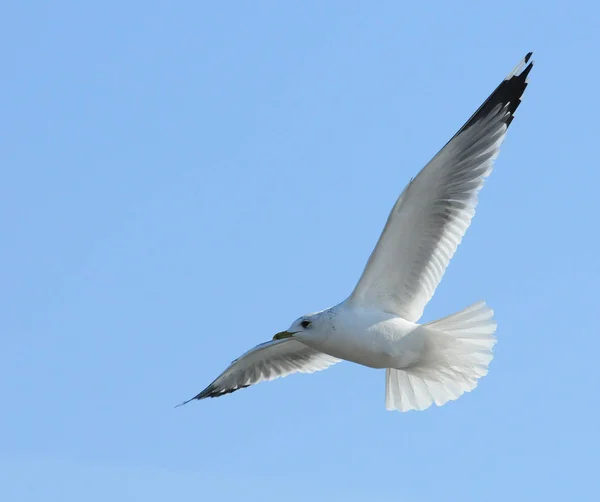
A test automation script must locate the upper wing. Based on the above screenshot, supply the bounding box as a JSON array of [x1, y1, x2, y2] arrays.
[[179, 339, 340, 404], [348, 53, 534, 321]]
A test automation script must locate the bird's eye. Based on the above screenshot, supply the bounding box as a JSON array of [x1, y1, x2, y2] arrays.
[[301, 320, 311, 328]]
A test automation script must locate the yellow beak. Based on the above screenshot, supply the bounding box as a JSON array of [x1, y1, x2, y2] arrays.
[[273, 331, 295, 340]]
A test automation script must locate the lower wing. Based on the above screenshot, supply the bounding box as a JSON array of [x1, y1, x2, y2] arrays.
[[178, 338, 340, 405]]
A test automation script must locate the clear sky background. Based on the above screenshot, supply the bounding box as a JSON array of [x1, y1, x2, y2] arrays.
[[2, 2, 599, 501]]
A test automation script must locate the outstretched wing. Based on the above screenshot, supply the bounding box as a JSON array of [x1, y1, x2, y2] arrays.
[[348, 53, 534, 321], [179, 339, 340, 404]]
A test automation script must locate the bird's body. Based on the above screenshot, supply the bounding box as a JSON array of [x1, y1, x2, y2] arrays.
[[180, 53, 533, 412], [295, 302, 421, 369]]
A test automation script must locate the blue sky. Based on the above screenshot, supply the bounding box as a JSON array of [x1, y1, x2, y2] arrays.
[[2, 1, 598, 501]]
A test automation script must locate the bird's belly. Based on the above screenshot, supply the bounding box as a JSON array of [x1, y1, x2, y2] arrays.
[[303, 328, 417, 369]]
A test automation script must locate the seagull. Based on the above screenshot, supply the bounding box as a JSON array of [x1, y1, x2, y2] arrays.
[[180, 53, 534, 412]]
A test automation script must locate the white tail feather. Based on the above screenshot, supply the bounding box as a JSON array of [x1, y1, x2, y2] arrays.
[[385, 301, 497, 412]]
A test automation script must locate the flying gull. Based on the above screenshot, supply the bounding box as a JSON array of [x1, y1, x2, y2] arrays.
[[179, 53, 534, 412]]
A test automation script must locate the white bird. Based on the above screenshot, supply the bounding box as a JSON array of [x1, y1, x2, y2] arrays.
[[180, 53, 534, 412]]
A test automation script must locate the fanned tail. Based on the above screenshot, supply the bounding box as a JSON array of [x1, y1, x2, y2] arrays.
[[385, 301, 497, 412]]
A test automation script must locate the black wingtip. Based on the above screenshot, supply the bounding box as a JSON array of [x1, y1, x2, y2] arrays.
[[174, 395, 199, 408], [175, 388, 208, 408], [449, 53, 534, 139], [522, 52, 534, 81], [175, 382, 251, 408]]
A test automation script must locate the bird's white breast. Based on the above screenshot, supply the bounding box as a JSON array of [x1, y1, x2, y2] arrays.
[[297, 302, 424, 369]]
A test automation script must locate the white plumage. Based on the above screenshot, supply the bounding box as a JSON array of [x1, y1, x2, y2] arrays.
[[385, 301, 497, 411], [181, 53, 533, 412], [179, 339, 339, 401]]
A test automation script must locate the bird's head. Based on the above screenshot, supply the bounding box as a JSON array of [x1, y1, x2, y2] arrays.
[[273, 311, 327, 341]]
